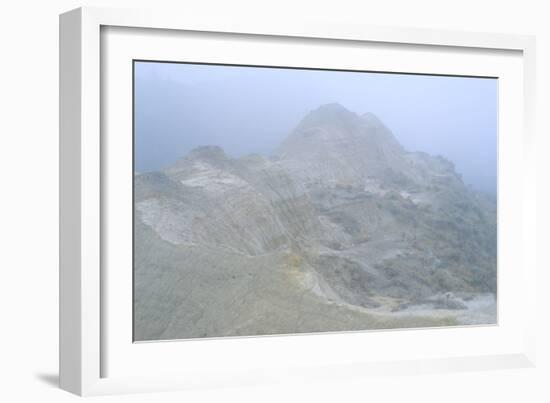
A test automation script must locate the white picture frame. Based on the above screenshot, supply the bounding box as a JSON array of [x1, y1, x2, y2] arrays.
[[59, 6, 537, 396]]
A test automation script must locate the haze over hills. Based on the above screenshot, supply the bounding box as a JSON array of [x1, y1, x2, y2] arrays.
[[134, 103, 497, 341], [135, 63, 498, 194]]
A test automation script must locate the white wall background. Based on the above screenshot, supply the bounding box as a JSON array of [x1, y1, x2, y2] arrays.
[[0, 0, 548, 402]]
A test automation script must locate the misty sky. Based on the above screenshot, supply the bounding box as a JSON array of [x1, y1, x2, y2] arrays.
[[134, 61, 497, 194]]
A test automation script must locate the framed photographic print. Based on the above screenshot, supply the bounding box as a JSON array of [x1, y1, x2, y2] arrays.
[[60, 7, 537, 396]]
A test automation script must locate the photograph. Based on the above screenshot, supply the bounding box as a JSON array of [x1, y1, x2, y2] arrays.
[[132, 61, 498, 341]]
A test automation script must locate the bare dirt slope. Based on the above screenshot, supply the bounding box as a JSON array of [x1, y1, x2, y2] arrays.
[[134, 103, 497, 341]]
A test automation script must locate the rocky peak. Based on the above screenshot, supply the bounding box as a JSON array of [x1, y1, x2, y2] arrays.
[[276, 104, 410, 187], [280, 104, 401, 151], [297, 103, 360, 129]]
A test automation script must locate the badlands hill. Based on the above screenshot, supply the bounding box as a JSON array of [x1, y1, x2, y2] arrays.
[[134, 103, 497, 341]]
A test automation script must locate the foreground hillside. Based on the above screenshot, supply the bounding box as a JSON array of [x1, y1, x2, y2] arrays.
[[134, 103, 497, 341]]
